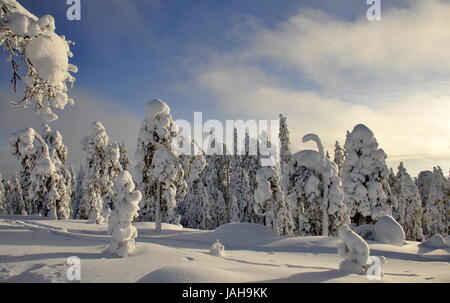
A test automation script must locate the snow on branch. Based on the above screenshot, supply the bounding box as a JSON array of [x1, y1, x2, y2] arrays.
[[0, 0, 77, 122]]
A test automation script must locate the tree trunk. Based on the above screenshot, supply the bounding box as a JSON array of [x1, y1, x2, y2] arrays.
[[155, 183, 162, 233]]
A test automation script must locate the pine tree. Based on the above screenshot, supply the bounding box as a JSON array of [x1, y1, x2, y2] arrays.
[[341, 124, 395, 225], [0, 173, 6, 214], [333, 141, 345, 176], [77, 122, 122, 223], [202, 131, 231, 228], [392, 162, 424, 241], [41, 124, 72, 219], [72, 164, 85, 217], [118, 142, 131, 171], [9, 174, 27, 215], [1, 176, 13, 214], [135, 99, 187, 232], [10, 127, 60, 217], [254, 166, 293, 236], [418, 167, 449, 238], [177, 137, 209, 229]]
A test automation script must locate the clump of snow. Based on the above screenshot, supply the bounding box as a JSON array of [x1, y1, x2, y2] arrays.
[[373, 215, 405, 246], [210, 239, 226, 257], [419, 234, 447, 249], [337, 224, 370, 274], [107, 170, 141, 258], [146, 99, 171, 120]]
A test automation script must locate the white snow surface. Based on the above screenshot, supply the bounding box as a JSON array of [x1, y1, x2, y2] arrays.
[[0, 215, 448, 283]]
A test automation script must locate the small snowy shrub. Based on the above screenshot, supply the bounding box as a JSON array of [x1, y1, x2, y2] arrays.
[[337, 224, 370, 274], [210, 239, 226, 257], [107, 170, 141, 258]]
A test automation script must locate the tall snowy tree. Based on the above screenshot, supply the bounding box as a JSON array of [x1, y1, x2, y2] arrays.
[[41, 123, 71, 219], [77, 122, 122, 223], [391, 162, 424, 241], [177, 137, 210, 229], [0, 173, 6, 214], [302, 134, 350, 236], [417, 167, 449, 238], [341, 124, 396, 225], [333, 141, 345, 176], [254, 166, 293, 236], [118, 142, 131, 171], [72, 164, 85, 218], [9, 127, 61, 217], [8, 174, 26, 215], [0, 0, 77, 122], [202, 129, 231, 228], [135, 99, 187, 232], [287, 146, 349, 237]]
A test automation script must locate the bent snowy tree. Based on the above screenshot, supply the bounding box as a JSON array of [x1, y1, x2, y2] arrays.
[[0, 0, 77, 122]]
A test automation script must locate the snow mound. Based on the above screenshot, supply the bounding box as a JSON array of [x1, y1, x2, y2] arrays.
[[215, 223, 273, 237], [146, 99, 170, 120], [138, 265, 239, 283], [420, 234, 447, 249], [374, 216, 405, 246]]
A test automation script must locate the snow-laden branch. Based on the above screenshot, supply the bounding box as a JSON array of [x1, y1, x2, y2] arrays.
[[0, 0, 77, 122]]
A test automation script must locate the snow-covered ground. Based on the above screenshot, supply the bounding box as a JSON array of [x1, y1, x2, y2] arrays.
[[0, 215, 448, 283]]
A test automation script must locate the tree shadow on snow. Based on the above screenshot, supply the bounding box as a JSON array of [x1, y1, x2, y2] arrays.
[[0, 251, 106, 264], [253, 269, 349, 283]]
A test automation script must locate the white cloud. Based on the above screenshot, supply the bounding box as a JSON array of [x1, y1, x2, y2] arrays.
[[188, 0, 450, 176]]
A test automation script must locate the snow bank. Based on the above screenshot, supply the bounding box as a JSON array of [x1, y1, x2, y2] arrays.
[[138, 265, 241, 283], [374, 216, 405, 246], [419, 234, 447, 249], [215, 223, 273, 237]]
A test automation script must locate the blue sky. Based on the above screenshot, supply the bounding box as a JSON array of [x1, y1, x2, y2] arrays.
[[1, 0, 449, 177]]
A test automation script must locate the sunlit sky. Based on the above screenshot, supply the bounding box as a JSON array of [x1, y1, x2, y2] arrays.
[[1, 0, 449, 178]]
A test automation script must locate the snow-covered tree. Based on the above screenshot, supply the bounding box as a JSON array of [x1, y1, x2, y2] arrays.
[[7, 174, 26, 215], [333, 141, 345, 176], [118, 142, 130, 171], [0, 173, 6, 213], [135, 99, 186, 232], [287, 146, 349, 237], [417, 167, 449, 238], [177, 137, 210, 229], [72, 164, 84, 217], [254, 166, 293, 236], [77, 122, 122, 223], [391, 163, 424, 241], [9, 127, 62, 217], [107, 170, 141, 258], [41, 123, 71, 219], [342, 124, 395, 225], [0, 0, 77, 122]]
